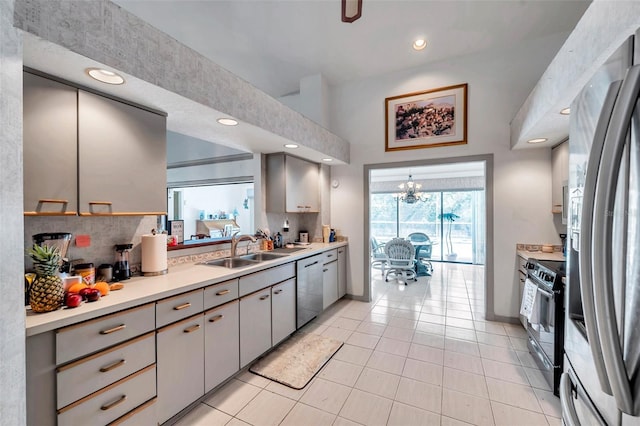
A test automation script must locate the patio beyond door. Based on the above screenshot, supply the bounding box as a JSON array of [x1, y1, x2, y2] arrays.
[[369, 163, 486, 265]]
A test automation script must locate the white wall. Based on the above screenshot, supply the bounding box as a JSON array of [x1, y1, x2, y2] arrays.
[[1, 0, 26, 422], [329, 32, 569, 318]]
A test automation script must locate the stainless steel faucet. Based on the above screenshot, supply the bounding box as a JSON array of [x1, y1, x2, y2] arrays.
[[230, 232, 257, 257]]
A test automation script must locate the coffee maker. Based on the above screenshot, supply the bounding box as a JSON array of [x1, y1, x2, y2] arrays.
[[113, 244, 133, 281]]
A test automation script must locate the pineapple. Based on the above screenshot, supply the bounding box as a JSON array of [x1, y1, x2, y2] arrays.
[[27, 244, 64, 313]]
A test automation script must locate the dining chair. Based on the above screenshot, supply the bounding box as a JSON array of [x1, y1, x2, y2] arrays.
[[383, 238, 416, 284], [370, 237, 387, 275], [407, 232, 433, 275]]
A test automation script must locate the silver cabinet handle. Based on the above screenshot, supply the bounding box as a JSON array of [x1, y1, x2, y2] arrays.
[[579, 80, 621, 396], [99, 359, 126, 373], [273, 289, 283, 294], [216, 289, 230, 296], [592, 64, 640, 415], [305, 261, 319, 268], [174, 302, 192, 310], [259, 294, 270, 300], [101, 395, 127, 411], [560, 373, 580, 426], [100, 324, 126, 335]]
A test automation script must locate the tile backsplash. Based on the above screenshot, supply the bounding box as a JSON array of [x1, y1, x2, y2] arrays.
[[516, 243, 564, 252], [24, 215, 158, 272]]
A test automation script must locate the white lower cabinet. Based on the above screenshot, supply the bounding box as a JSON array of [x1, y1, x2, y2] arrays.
[[323, 260, 339, 309], [204, 300, 240, 393], [156, 314, 205, 424], [240, 289, 272, 367], [338, 248, 347, 298], [272, 278, 296, 346]]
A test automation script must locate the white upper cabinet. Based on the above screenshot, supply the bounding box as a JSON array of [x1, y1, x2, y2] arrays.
[[551, 140, 569, 223], [266, 153, 319, 213], [23, 72, 78, 216], [78, 90, 167, 215]]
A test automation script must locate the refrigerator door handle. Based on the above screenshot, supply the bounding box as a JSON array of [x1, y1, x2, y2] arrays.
[[579, 79, 622, 395], [592, 64, 640, 415], [560, 372, 581, 426]]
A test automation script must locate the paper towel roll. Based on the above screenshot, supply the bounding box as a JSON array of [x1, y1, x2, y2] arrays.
[[141, 233, 168, 276]]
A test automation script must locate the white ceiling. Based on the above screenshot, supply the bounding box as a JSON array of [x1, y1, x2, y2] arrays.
[[112, 0, 590, 99]]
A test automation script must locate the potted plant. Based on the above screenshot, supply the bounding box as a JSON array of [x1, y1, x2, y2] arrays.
[[438, 212, 460, 261]]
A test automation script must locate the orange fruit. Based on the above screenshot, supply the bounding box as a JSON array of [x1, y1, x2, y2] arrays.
[[94, 281, 110, 296], [68, 282, 88, 294]]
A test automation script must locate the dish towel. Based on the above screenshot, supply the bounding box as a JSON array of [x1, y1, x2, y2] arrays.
[[520, 278, 540, 325]]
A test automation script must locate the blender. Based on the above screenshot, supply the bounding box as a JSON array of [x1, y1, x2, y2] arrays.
[[32, 233, 72, 273], [113, 244, 133, 281]]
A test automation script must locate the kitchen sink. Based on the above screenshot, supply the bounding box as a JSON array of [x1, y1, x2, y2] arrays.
[[200, 258, 260, 269], [240, 252, 289, 262]]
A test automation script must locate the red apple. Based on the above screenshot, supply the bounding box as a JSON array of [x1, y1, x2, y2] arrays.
[[78, 287, 94, 300], [65, 293, 83, 308], [85, 288, 101, 302]]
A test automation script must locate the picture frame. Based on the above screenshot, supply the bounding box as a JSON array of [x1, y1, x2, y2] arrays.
[[385, 83, 467, 151], [167, 220, 184, 243]]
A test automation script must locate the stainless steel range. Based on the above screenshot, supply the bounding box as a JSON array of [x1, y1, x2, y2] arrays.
[[524, 258, 566, 395]]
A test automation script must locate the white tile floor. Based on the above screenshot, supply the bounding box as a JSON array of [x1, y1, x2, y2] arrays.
[[174, 263, 561, 426]]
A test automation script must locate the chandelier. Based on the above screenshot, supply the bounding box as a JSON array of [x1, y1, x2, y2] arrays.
[[394, 174, 429, 204]]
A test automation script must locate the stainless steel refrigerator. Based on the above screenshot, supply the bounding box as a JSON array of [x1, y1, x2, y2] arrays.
[[562, 30, 640, 425]]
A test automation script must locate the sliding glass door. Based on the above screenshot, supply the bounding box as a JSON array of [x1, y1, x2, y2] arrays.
[[370, 190, 484, 264]]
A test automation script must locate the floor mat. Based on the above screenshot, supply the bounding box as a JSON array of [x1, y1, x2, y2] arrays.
[[249, 332, 344, 389]]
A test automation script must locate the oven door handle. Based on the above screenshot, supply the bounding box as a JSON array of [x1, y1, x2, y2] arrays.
[[536, 286, 554, 299], [579, 79, 622, 396]]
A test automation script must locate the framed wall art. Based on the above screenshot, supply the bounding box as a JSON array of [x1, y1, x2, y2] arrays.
[[385, 83, 467, 151]]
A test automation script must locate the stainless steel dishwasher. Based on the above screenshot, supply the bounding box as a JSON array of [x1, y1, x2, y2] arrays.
[[296, 253, 324, 328]]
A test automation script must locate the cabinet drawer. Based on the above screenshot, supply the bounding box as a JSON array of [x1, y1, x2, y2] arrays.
[[57, 332, 155, 410], [109, 397, 156, 426], [239, 262, 295, 296], [57, 364, 156, 426], [323, 249, 338, 264], [156, 288, 204, 328], [204, 279, 239, 310], [56, 303, 155, 364]]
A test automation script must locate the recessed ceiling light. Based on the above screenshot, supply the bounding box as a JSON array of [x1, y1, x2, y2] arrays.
[[86, 68, 125, 85], [527, 138, 548, 144], [412, 38, 427, 51], [284, 143, 299, 149], [322, 158, 333, 162], [217, 118, 238, 126], [560, 107, 571, 115]]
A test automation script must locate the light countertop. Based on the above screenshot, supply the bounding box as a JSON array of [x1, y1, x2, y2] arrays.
[[25, 241, 347, 337], [517, 249, 566, 262]]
